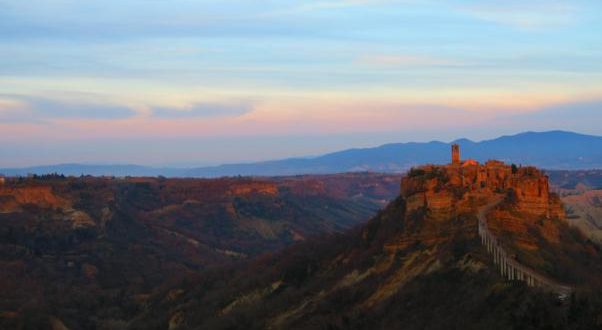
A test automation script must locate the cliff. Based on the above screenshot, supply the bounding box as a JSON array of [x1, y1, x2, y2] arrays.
[[400, 161, 564, 222], [227, 182, 279, 196], [562, 189, 602, 244], [396, 160, 567, 255], [0, 185, 71, 212], [397, 160, 600, 286]]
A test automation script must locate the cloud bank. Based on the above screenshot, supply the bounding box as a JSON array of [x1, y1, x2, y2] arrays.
[[0, 0, 601, 166]]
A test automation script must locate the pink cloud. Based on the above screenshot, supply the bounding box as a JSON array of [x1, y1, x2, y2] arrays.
[[356, 54, 456, 67]]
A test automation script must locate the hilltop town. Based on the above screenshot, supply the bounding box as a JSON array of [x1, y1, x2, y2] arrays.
[[390, 146, 585, 292], [397, 145, 568, 255], [401, 144, 564, 222]]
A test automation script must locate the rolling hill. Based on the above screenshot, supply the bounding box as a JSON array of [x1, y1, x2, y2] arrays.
[[2, 131, 602, 177]]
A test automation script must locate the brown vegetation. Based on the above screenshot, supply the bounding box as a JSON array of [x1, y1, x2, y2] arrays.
[[129, 163, 602, 329], [0, 173, 401, 329], [1, 166, 601, 329]]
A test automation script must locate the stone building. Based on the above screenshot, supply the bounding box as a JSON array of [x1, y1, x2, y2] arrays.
[[401, 144, 562, 220], [451, 144, 460, 165]]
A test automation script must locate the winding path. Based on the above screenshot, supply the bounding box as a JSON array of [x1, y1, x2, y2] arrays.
[[477, 198, 573, 298]]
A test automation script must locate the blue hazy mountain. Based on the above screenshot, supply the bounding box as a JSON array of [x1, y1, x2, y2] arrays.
[[2, 131, 602, 177], [0, 164, 183, 177]]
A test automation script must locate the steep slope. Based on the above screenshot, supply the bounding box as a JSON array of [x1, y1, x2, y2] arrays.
[[562, 190, 602, 245], [130, 162, 602, 330], [545, 170, 602, 246]]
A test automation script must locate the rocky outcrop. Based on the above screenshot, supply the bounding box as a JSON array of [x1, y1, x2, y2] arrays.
[[0, 186, 70, 212], [401, 161, 564, 223], [393, 159, 589, 289], [227, 182, 279, 196], [562, 189, 602, 244], [397, 160, 570, 260]]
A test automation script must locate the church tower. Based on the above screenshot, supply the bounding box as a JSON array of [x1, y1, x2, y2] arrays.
[[451, 144, 460, 165]]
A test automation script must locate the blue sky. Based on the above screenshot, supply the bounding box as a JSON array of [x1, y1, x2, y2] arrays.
[[0, 0, 601, 167]]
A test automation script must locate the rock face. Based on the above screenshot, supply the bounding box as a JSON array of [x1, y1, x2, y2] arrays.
[[400, 160, 564, 223], [394, 158, 569, 271], [562, 189, 602, 244], [0, 185, 70, 212], [227, 182, 279, 196]]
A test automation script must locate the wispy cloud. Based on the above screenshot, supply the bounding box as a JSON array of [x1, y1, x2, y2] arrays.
[[152, 102, 254, 119], [0, 0, 601, 167], [286, 0, 405, 12], [457, 0, 578, 29], [356, 54, 457, 67], [0, 95, 137, 122]]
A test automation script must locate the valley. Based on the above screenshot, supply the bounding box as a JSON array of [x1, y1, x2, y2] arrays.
[[0, 159, 601, 329], [4, 0, 601, 328], [0, 173, 400, 329], [130, 154, 602, 329]]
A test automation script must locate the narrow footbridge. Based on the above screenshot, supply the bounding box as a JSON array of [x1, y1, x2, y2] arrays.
[[477, 198, 573, 297]]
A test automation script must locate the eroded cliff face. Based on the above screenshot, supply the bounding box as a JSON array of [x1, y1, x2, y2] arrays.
[[562, 190, 602, 244], [400, 162, 564, 221], [393, 161, 577, 281], [227, 182, 279, 196], [0, 185, 71, 212], [0, 184, 98, 231], [396, 160, 567, 257]]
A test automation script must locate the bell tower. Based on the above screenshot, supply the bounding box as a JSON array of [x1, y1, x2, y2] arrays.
[[451, 144, 460, 165]]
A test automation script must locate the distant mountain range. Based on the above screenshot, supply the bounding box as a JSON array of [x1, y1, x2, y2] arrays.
[[2, 131, 602, 177]]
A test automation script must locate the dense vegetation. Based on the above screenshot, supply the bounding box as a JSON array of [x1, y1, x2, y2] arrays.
[[130, 197, 602, 330], [1, 170, 601, 329], [0, 174, 400, 329]]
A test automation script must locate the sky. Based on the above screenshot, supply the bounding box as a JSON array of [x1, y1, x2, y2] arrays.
[[1, 0, 601, 167]]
